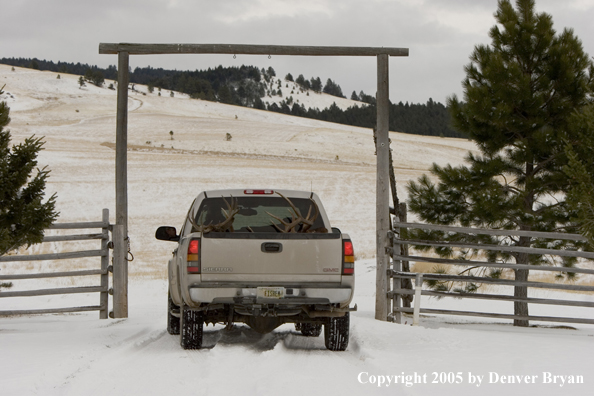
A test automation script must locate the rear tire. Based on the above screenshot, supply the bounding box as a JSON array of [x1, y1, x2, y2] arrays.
[[167, 291, 180, 335], [180, 305, 204, 350], [300, 323, 322, 337], [324, 313, 349, 351]]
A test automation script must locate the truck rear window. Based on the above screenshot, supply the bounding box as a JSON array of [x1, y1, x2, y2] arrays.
[[192, 196, 327, 233]]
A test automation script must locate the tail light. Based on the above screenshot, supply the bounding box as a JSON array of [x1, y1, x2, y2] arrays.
[[342, 239, 354, 275], [187, 239, 200, 274], [244, 189, 274, 194]]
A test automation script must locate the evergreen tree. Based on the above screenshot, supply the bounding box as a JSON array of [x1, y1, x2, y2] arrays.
[[564, 104, 594, 247], [84, 69, 104, 87], [0, 86, 58, 256], [285, 73, 294, 82], [406, 0, 593, 326], [217, 85, 233, 104], [350, 91, 359, 101], [311, 77, 322, 93], [323, 78, 345, 98], [295, 74, 306, 88], [78, 76, 85, 88]]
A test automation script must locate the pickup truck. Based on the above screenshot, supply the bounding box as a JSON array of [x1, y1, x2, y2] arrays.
[[156, 189, 356, 351]]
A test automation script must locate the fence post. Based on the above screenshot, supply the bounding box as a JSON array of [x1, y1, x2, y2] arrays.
[[99, 209, 109, 319], [112, 224, 128, 318], [412, 273, 423, 326], [375, 53, 391, 321]]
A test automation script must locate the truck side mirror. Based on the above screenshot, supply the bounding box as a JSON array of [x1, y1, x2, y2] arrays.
[[155, 226, 179, 242]]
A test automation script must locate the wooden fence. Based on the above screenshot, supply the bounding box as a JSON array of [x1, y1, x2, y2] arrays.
[[0, 209, 111, 318], [388, 221, 594, 326]]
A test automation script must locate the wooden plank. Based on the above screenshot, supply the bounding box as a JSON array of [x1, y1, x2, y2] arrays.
[[42, 233, 104, 242], [49, 221, 107, 230], [393, 307, 594, 325], [394, 238, 594, 259], [392, 225, 403, 323], [100, 208, 109, 319], [391, 271, 594, 292], [112, 224, 128, 318], [0, 269, 106, 280], [390, 288, 594, 308], [0, 286, 106, 298], [393, 222, 587, 241], [375, 53, 390, 321], [0, 305, 104, 316], [0, 249, 106, 262], [99, 43, 409, 57], [391, 254, 594, 275]]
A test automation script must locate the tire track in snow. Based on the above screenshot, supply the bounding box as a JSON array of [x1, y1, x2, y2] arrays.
[[52, 326, 167, 394]]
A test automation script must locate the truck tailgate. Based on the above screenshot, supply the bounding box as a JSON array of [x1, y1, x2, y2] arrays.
[[200, 233, 342, 283]]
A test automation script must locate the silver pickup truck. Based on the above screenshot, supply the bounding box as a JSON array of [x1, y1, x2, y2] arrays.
[[156, 189, 356, 351]]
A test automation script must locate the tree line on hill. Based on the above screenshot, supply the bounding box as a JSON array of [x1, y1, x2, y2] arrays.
[[268, 98, 462, 138], [0, 57, 462, 138]]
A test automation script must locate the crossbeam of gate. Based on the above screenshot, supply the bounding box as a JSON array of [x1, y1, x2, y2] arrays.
[[99, 42, 409, 320]]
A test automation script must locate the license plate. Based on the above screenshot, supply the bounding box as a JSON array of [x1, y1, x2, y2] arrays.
[[257, 287, 285, 299]]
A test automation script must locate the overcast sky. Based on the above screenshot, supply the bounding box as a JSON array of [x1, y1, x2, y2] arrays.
[[2, 0, 593, 104]]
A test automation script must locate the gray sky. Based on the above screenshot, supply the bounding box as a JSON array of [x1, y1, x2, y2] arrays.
[[2, 0, 593, 104]]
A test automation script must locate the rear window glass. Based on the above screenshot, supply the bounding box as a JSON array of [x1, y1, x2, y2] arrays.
[[191, 196, 326, 233]]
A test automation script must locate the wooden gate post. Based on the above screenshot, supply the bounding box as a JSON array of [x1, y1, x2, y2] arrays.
[[116, 51, 129, 237], [114, 51, 129, 318], [375, 54, 390, 321]]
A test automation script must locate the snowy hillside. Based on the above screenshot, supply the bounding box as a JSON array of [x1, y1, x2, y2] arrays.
[[259, 75, 365, 111], [1, 64, 592, 396]]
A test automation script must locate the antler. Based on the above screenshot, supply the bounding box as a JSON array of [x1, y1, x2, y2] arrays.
[[189, 196, 239, 234], [214, 196, 239, 232], [267, 192, 325, 233]]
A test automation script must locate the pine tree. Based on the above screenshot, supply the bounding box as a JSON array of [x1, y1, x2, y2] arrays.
[[84, 69, 104, 87], [296, 74, 306, 88], [311, 77, 322, 93], [406, 0, 593, 326], [217, 85, 233, 104], [564, 104, 594, 247], [0, 86, 58, 256], [323, 78, 344, 98]]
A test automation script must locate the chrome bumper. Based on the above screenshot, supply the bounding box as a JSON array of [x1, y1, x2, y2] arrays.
[[188, 286, 352, 305]]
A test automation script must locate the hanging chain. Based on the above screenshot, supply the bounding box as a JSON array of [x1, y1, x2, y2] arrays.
[[125, 236, 134, 262]]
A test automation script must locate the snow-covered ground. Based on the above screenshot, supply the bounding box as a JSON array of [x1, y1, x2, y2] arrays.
[[1, 65, 592, 395]]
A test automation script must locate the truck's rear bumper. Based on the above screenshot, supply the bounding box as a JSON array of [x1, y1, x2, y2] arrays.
[[188, 286, 352, 305]]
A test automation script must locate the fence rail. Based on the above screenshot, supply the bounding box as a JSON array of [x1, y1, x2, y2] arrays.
[[389, 221, 594, 327], [0, 209, 112, 318]]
